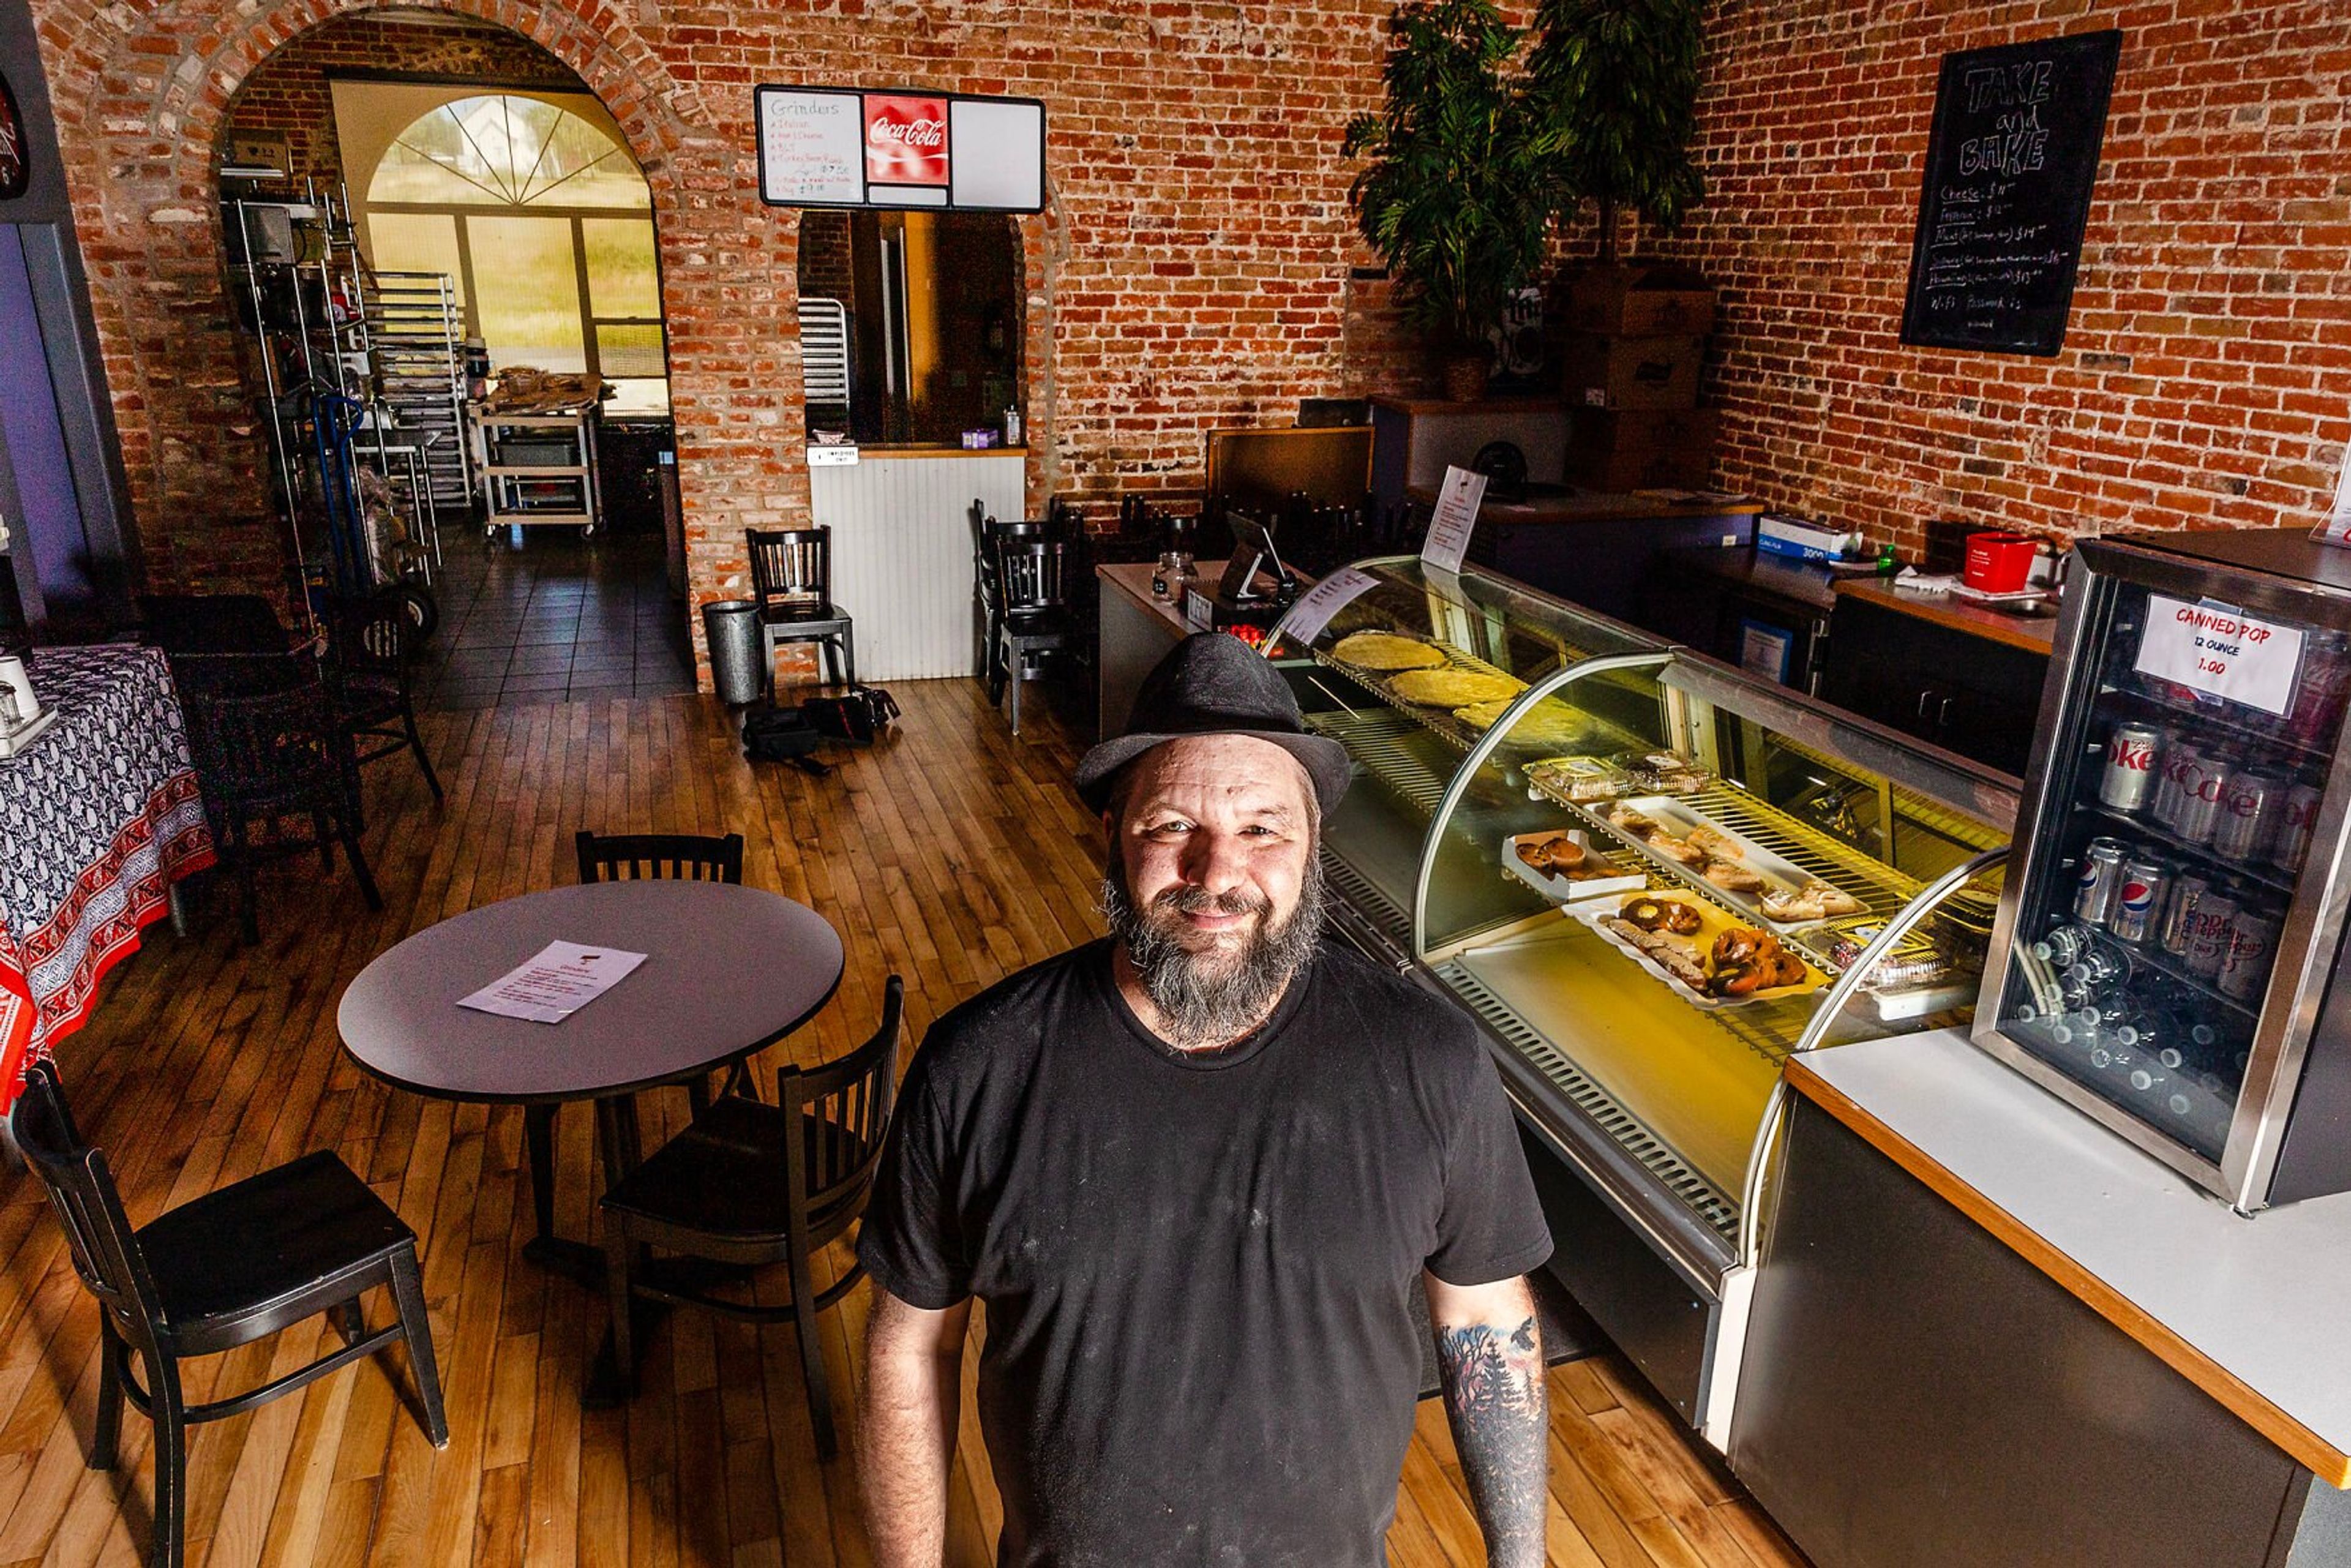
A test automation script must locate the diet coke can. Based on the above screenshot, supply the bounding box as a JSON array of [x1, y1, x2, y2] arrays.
[[2219, 909, 2280, 1002], [2073, 838, 2128, 928], [2271, 780, 2324, 877], [2158, 872, 2211, 959], [2184, 889, 2241, 980], [2173, 746, 2227, 847], [2099, 722, 2163, 812], [2152, 737, 2199, 830], [2213, 767, 2288, 863], [2111, 857, 2169, 946]]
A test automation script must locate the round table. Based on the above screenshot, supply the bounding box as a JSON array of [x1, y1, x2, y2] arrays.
[[339, 881, 844, 1274]]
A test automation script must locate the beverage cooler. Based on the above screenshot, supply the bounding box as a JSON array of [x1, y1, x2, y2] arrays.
[[1265, 557, 2016, 1431], [1978, 529, 2351, 1210]]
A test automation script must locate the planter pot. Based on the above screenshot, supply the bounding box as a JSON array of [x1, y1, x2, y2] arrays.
[[1439, 350, 1491, 402]]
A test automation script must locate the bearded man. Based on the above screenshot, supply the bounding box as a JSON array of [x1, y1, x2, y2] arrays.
[[858, 632, 1554, 1567]]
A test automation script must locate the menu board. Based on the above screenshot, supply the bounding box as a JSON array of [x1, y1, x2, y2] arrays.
[[1899, 30, 2121, 356], [756, 86, 1046, 213]]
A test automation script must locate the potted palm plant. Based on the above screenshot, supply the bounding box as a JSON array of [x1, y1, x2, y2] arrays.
[[1528, 0, 1706, 261], [1345, 0, 1558, 400]]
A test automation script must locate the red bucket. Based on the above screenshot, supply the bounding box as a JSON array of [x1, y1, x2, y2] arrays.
[[1964, 530, 2039, 594]]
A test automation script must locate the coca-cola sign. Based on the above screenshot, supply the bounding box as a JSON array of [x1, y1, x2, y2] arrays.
[[864, 95, 950, 187], [756, 85, 1044, 212]]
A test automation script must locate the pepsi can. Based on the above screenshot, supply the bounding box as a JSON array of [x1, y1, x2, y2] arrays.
[[2073, 838, 2128, 928], [2111, 857, 2168, 945]]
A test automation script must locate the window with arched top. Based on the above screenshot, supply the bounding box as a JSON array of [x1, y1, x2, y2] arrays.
[[338, 86, 667, 415]]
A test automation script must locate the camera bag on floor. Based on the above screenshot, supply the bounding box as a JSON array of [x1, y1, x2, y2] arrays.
[[800, 685, 900, 746], [741, 702, 831, 775]]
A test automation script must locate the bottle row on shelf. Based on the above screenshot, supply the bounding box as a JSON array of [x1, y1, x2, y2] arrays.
[[2095, 715, 2322, 877]]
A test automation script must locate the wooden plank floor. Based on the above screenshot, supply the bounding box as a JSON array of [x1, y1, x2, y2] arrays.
[[0, 679, 1807, 1567]]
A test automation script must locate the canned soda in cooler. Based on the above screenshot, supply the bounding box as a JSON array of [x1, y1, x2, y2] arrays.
[[2151, 735, 2196, 828], [2110, 857, 2169, 945], [2158, 872, 2211, 958], [2219, 909, 2281, 1002], [2073, 838, 2129, 927], [2213, 767, 2287, 863], [2271, 780, 2323, 877], [2184, 889, 2241, 980], [2098, 722, 2163, 812], [2173, 748, 2227, 846]]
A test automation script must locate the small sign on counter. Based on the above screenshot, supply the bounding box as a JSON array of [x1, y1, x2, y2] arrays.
[[1272, 566, 1382, 647], [1420, 465, 1487, 576], [2135, 595, 2305, 717], [459, 941, 648, 1024]]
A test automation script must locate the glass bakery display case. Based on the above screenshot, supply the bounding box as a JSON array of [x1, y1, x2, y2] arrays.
[[1267, 557, 2018, 1422], [1977, 530, 2351, 1212]]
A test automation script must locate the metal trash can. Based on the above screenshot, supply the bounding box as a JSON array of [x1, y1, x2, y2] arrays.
[[701, 599, 767, 705]]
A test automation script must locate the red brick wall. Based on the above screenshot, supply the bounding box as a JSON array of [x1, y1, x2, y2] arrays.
[[1592, 0, 2351, 559], [797, 211, 853, 312], [223, 17, 581, 189], [26, 0, 1428, 676], [46, 0, 2335, 667]]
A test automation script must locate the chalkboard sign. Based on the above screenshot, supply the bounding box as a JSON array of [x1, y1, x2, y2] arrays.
[[1900, 30, 2121, 356]]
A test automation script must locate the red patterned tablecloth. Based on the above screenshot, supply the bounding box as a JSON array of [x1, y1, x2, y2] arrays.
[[0, 645, 216, 1109]]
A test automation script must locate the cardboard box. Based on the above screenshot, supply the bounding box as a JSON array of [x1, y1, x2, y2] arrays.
[[1562, 264, 1717, 337], [1562, 407, 1717, 492], [1562, 332, 1704, 409]]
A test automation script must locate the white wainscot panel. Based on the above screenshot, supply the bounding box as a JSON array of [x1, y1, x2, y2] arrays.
[[808, 453, 1027, 681]]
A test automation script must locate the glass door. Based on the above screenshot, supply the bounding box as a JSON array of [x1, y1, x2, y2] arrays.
[[1991, 577, 2351, 1164]]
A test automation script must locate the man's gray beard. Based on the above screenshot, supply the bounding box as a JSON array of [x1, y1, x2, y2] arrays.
[[1100, 854, 1325, 1051]]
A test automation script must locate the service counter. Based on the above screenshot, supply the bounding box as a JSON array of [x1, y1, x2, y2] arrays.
[[1734, 1027, 2351, 1567]]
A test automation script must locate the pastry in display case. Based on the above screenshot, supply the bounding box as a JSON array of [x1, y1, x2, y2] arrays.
[[1977, 530, 2351, 1212], [1267, 556, 2018, 1429]]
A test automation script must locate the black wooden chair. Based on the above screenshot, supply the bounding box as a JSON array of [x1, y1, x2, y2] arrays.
[[598, 975, 905, 1460], [746, 527, 855, 694], [566, 828, 754, 1160], [172, 655, 381, 945], [990, 537, 1077, 735], [320, 591, 441, 828], [10, 1061, 447, 1568], [969, 506, 1053, 691]]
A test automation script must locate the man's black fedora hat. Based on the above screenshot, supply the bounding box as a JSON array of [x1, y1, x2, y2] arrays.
[[1072, 632, 1353, 815]]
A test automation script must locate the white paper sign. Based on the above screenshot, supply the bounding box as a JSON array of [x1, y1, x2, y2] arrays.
[[459, 941, 649, 1024], [2319, 438, 2351, 549], [2134, 595, 2307, 717], [1420, 466, 1487, 576], [757, 89, 864, 204], [1272, 567, 1381, 647]]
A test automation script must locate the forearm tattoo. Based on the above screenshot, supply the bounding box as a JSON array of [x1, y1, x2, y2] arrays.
[[1434, 1315, 1547, 1567]]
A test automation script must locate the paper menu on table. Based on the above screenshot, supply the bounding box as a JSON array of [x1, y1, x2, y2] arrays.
[[1419, 466, 1487, 576], [458, 941, 648, 1024]]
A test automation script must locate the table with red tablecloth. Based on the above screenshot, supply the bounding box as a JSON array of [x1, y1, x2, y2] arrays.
[[0, 645, 215, 1107]]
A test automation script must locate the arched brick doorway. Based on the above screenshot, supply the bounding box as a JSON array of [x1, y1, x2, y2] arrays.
[[30, 0, 817, 680]]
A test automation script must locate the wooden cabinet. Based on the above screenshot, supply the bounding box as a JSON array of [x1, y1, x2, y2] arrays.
[[1820, 583, 2050, 777]]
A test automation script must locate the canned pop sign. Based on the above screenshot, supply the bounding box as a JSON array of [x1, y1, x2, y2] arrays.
[[2134, 595, 2306, 717], [864, 95, 950, 186]]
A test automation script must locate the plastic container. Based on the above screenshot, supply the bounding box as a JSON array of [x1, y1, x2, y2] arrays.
[[701, 599, 767, 706], [1964, 530, 2040, 593]]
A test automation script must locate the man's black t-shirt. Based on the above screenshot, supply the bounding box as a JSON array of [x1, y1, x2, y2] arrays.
[[857, 936, 1553, 1567]]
